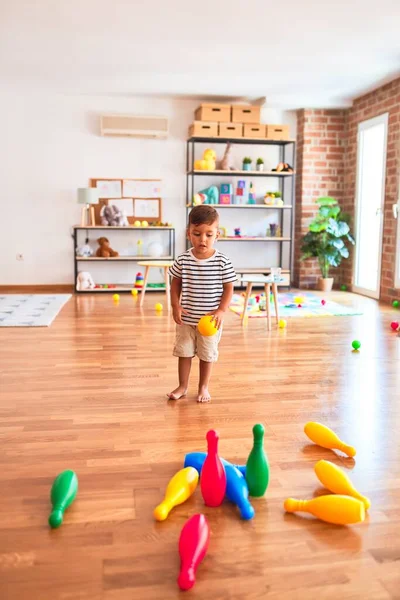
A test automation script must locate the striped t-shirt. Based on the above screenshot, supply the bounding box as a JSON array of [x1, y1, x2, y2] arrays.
[[169, 249, 237, 325]]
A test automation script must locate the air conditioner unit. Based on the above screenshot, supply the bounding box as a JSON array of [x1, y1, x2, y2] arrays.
[[100, 114, 169, 139]]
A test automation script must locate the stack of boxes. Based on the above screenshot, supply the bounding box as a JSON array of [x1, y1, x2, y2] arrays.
[[219, 183, 233, 204], [188, 103, 290, 141]]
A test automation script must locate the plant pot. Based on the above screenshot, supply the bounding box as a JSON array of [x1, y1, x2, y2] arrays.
[[242, 163, 251, 171], [256, 164, 264, 171], [318, 277, 334, 292]]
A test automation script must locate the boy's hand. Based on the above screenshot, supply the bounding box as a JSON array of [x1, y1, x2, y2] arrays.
[[172, 305, 189, 325], [208, 309, 225, 330]]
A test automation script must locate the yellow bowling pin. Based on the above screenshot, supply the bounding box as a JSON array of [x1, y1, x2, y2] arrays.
[[284, 494, 365, 525], [315, 460, 370, 509], [153, 467, 199, 521], [304, 422, 356, 457]]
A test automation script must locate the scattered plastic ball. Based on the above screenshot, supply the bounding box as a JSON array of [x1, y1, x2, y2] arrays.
[[197, 315, 218, 337], [278, 319, 287, 329], [133, 220, 141, 227], [297, 304, 302, 308], [294, 296, 305, 304], [155, 303, 163, 311], [352, 340, 361, 350], [321, 299, 326, 306], [340, 284, 348, 291], [131, 289, 138, 296], [393, 300, 399, 308], [390, 321, 399, 331], [248, 297, 256, 306], [113, 294, 120, 302], [141, 220, 149, 227]]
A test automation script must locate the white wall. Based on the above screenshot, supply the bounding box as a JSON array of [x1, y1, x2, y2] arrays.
[[0, 86, 296, 285]]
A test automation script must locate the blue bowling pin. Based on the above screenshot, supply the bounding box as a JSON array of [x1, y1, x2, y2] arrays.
[[184, 452, 246, 477], [224, 463, 255, 520]]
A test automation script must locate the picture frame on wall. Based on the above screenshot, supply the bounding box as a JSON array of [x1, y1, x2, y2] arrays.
[[133, 198, 161, 221]]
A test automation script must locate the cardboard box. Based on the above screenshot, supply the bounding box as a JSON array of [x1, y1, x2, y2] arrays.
[[195, 104, 231, 123], [232, 105, 261, 124], [244, 123, 266, 138], [219, 122, 243, 138], [189, 121, 219, 138], [266, 124, 290, 140]]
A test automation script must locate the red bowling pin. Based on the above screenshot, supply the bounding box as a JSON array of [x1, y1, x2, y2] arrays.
[[200, 429, 226, 507], [178, 514, 210, 591]]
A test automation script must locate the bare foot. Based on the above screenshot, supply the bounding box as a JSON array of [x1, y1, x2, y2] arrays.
[[167, 386, 187, 401], [197, 386, 211, 403]]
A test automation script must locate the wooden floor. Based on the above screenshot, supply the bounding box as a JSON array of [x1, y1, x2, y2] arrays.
[[0, 291, 399, 600]]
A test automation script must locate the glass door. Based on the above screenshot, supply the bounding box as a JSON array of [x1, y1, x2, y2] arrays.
[[353, 113, 388, 298]]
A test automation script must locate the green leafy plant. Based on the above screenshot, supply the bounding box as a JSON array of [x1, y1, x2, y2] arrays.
[[300, 197, 355, 279], [265, 190, 281, 198], [256, 157, 264, 165], [243, 157, 252, 164]]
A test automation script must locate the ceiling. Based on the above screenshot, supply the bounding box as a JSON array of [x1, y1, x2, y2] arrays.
[[1, 0, 399, 108]]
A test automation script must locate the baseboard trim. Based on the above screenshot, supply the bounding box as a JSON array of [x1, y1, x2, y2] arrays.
[[0, 285, 74, 293]]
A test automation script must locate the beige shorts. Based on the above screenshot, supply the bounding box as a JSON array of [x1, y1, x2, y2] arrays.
[[173, 323, 223, 363]]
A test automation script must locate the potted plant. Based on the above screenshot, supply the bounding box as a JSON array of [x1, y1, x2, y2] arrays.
[[300, 197, 355, 292], [256, 157, 264, 172], [264, 190, 282, 205], [242, 157, 252, 171]]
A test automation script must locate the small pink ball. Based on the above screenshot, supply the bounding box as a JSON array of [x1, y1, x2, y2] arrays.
[[321, 299, 326, 306]]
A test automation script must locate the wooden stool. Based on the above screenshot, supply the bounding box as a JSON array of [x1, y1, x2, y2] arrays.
[[241, 275, 280, 330], [137, 261, 173, 309]]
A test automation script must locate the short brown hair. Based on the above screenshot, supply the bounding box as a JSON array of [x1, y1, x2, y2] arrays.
[[188, 205, 219, 226]]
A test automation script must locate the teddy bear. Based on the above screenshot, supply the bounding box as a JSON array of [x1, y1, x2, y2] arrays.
[[100, 204, 129, 226], [96, 237, 119, 257], [194, 148, 216, 171], [76, 271, 95, 291]]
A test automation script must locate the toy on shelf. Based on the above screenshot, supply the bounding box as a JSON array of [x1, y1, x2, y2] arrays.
[[100, 204, 129, 226], [272, 162, 293, 173], [134, 220, 141, 227], [76, 243, 94, 257], [264, 191, 283, 206], [96, 237, 119, 257], [76, 271, 95, 291], [194, 149, 216, 171], [193, 185, 219, 206], [218, 226, 227, 238], [135, 272, 144, 288], [137, 239, 143, 256], [48, 470, 78, 528], [234, 180, 248, 205], [268, 223, 280, 237], [234, 228, 241, 237], [217, 142, 235, 171], [248, 182, 256, 204], [219, 183, 232, 204], [141, 221, 149, 227]]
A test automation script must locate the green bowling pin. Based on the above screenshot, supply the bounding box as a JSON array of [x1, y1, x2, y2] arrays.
[[49, 470, 78, 528], [245, 424, 270, 497]]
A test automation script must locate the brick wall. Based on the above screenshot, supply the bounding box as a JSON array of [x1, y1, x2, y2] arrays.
[[295, 77, 400, 302], [340, 78, 400, 303], [294, 109, 346, 288]]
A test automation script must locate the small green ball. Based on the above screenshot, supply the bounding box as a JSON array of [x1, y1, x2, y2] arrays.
[[352, 340, 361, 350], [393, 300, 399, 308], [340, 284, 348, 291]]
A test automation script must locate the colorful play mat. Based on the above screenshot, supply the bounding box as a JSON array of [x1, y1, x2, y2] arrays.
[[229, 292, 362, 318]]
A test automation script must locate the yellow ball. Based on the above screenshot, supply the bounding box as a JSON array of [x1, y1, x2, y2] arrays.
[[294, 295, 305, 304], [278, 319, 287, 329], [155, 303, 163, 311], [133, 220, 141, 227], [113, 294, 120, 302], [141, 220, 149, 227], [197, 315, 218, 337], [131, 289, 138, 296]]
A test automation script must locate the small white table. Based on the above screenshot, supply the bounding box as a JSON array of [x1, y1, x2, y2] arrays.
[[138, 261, 173, 309], [240, 275, 281, 330]]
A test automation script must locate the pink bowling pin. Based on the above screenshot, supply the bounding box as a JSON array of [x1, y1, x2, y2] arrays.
[[178, 514, 210, 591], [200, 429, 227, 507]]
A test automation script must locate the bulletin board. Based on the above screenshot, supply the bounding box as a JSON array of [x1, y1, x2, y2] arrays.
[[90, 178, 162, 224]]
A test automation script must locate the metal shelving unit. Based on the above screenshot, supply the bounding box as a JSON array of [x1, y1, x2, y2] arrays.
[[186, 136, 296, 285], [73, 226, 175, 293]]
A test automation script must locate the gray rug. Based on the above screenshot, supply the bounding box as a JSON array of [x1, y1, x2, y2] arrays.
[[0, 294, 71, 327]]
